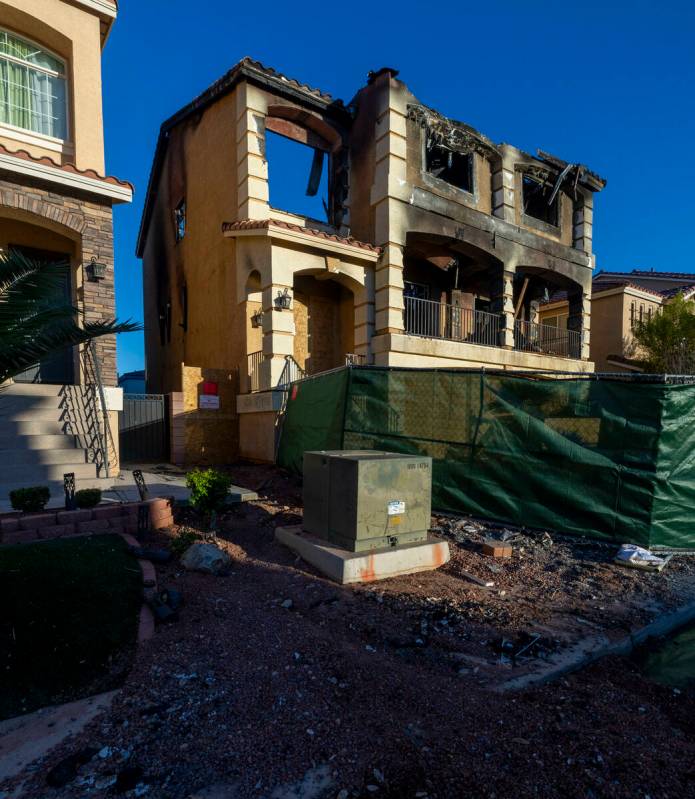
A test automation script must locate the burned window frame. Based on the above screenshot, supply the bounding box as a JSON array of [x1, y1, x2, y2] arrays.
[[521, 174, 559, 228], [424, 139, 475, 195], [174, 199, 186, 243], [264, 127, 332, 224]]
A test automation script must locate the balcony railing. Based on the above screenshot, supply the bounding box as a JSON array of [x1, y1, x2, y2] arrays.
[[514, 319, 581, 359], [404, 295, 502, 348], [246, 350, 263, 393]]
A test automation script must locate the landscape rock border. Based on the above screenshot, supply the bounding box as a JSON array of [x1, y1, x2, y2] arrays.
[[0, 498, 174, 546]]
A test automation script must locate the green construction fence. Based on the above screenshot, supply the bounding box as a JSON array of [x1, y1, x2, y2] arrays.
[[277, 366, 695, 549]]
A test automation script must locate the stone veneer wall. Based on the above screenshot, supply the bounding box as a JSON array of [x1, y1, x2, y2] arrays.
[[0, 176, 117, 386]]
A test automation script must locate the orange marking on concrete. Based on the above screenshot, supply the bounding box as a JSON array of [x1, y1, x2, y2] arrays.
[[433, 543, 447, 567], [359, 554, 376, 582]]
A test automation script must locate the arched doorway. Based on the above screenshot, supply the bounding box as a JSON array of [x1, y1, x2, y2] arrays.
[[0, 214, 79, 383], [292, 275, 355, 375]]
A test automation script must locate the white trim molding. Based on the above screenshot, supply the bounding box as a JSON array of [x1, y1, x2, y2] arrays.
[[68, 0, 118, 19], [224, 221, 380, 263], [0, 151, 132, 204], [0, 123, 74, 156]]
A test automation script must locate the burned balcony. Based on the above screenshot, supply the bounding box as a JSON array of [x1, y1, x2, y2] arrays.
[[514, 319, 581, 360], [404, 295, 501, 347]]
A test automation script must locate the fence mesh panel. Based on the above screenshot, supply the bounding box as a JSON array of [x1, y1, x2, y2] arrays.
[[277, 367, 695, 548]]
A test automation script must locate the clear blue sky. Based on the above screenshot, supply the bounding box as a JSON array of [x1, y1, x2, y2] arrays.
[[104, 0, 695, 375]]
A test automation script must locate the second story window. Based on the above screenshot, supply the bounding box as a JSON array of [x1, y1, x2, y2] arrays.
[[0, 29, 67, 140], [174, 200, 186, 242], [522, 175, 558, 227], [426, 143, 474, 193]]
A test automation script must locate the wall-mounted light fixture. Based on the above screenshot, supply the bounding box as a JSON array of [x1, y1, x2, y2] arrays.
[[274, 288, 292, 311], [250, 309, 264, 328], [88, 256, 107, 281]]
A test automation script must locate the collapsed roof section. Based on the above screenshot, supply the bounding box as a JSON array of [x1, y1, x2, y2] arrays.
[[136, 57, 607, 256]]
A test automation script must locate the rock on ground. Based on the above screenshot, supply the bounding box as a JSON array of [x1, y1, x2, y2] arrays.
[[180, 543, 231, 575]]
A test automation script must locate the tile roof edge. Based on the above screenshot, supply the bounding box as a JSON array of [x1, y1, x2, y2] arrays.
[[0, 142, 133, 190], [222, 218, 381, 253]]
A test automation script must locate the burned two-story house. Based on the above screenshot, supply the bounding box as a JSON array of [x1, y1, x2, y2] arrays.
[[137, 59, 605, 463]]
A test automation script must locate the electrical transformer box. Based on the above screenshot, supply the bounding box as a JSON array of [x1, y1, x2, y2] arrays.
[[303, 450, 433, 552]]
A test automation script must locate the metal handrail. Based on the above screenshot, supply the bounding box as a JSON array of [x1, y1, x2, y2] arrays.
[[246, 350, 263, 393], [276, 355, 307, 390], [404, 295, 502, 348], [514, 319, 581, 359], [82, 340, 113, 477]]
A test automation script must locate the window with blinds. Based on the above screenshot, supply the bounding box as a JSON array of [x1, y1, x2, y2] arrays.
[[0, 29, 67, 140]]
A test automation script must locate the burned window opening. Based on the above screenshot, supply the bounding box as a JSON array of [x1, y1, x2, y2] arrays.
[[174, 199, 186, 242], [158, 298, 172, 346], [426, 142, 474, 193], [522, 176, 558, 226], [265, 130, 329, 223], [179, 284, 188, 333]]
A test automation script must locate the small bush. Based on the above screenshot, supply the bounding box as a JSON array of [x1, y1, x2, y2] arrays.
[[10, 486, 50, 513], [75, 489, 102, 509], [170, 526, 203, 557], [185, 468, 232, 517]]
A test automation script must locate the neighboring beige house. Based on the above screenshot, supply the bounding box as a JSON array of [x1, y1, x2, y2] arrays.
[[540, 270, 695, 371], [0, 0, 132, 486], [137, 59, 605, 463]]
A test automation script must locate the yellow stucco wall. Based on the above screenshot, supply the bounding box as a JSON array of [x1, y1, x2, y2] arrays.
[[0, 0, 107, 171], [142, 89, 241, 395]]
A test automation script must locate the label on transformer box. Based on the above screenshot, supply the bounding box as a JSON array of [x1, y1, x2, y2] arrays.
[[387, 500, 406, 516]]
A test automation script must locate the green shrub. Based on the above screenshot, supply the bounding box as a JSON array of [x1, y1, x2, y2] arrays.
[[170, 526, 203, 556], [185, 468, 232, 517], [75, 489, 102, 509], [10, 486, 50, 513]]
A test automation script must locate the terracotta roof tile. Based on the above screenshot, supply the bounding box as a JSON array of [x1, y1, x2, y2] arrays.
[[0, 142, 133, 191], [222, 218, 381, 254]]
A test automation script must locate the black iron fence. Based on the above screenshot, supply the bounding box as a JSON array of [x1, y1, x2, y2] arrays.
[[404, 296, 502, 347], [514, 319, 581, 359]]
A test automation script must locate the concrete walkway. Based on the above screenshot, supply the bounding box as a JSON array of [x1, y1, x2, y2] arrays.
[[0, 691, 117, 787], [0, 465, 257, 512]]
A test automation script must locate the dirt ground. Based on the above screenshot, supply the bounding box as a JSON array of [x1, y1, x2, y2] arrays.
[[4, 464, 695, 799]]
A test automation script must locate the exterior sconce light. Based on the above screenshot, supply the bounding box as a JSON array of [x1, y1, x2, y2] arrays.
[[250, 309, 264, 328], [274, 288, 292, 311], [88, 256, 107, 281]]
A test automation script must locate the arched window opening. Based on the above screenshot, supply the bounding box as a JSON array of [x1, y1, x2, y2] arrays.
[[0, 29, 67, 140]]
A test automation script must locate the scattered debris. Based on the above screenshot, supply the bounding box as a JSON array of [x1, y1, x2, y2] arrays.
[[615, 544, 673, 573], [482, 539, 513, 558], [45, 747, 98, 788]]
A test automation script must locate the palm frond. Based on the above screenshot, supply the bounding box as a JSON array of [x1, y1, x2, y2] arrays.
[[0, 249, 142, 383]]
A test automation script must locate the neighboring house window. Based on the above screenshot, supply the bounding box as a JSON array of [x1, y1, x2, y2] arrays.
[[0, 29, 67, 139], [425, 143, 474, 193], [522, 175, 558, 226], [174, 200, 186, 242]]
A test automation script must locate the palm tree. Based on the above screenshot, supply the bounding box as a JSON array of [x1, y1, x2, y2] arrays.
[[0, 249, 141, 384]]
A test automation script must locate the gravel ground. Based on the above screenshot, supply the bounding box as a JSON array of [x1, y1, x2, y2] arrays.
[[4, 464, 695, 799]]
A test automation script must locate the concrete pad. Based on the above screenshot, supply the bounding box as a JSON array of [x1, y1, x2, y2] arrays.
[[275, 525, 450, 585], [0, 690, 116, 783]]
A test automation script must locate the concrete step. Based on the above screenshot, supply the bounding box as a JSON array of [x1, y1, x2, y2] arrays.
[[0, 434, 77, 450], [0, 395, 64, 412], [0, 461, 97, 484], [0, 448, 87, 466], [0, 420, 68, 436], [1, 383, 67, 397], [0, 407, 70, 422]]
